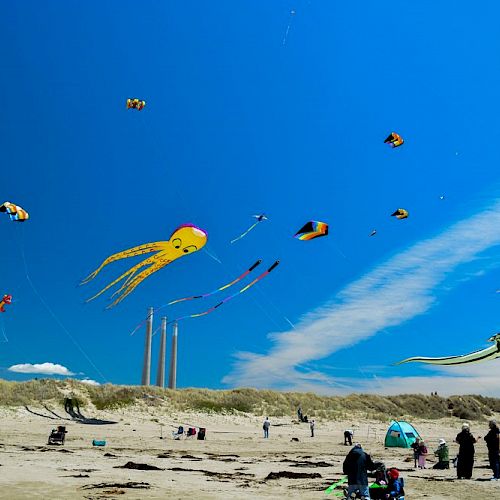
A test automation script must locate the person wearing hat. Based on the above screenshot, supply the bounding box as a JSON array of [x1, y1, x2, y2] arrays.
[[384, 468, 404, 499], [484, 419, 500, 480], [455, 423, 478, 479], [343, 443, 376, 499], [433, 439, 450, 469]]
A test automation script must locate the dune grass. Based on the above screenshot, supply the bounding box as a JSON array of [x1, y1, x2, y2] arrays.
[[0, 378, 498, 421]]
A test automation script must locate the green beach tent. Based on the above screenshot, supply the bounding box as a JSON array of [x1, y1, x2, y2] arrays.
[[384, 420, 420, 448]]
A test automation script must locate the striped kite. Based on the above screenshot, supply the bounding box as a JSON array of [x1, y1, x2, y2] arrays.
[[169, 260, 262, 305], [127, 98, 146, 111], [294, 221, 329, 240], [0, 202, 29, 222], [231, 214, 268, 244], [171, 260, 279, 323], [82, 224, 207, 308], [130, 259, 272, 335], [384, 132, 404, 148], [0, 294, 12, 313], [396, 333, 500, 366], [391, 208, 409, 220]]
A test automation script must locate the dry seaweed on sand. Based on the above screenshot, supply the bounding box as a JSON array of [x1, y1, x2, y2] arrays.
[[114, 461, 163, 471], [265, 471, 322, 480], [81, 482, 150, 490]]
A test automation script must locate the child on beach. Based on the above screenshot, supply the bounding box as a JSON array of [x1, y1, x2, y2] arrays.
[[411, 438, 421, 468], [417, 440, 428, 469]]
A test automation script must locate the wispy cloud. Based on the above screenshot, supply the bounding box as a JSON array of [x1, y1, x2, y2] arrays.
[[8, 362, 75, 376], [224, 200, 500, 392]]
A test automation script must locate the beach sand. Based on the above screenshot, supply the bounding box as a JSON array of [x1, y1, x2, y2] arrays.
[[0, 406, 499, 499]]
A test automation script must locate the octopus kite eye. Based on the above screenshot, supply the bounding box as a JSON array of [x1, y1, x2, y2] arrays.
[[172, 238, 182, 249], [183, 245, 198, 254]]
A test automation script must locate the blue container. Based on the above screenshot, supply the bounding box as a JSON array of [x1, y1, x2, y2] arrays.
[[92, 440, 106, 447]]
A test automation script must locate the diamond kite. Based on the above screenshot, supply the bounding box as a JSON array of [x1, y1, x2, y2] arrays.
[[231, 214, 268, 244]]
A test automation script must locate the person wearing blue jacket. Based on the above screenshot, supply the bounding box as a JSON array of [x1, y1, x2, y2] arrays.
[[384, 468, 404, 499]]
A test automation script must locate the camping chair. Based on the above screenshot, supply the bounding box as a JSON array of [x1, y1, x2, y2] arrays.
[[48, 425, 67, 445], [172, 425, 184, 440], [197, 428, 206, 440], [186, 427, 197, 438]]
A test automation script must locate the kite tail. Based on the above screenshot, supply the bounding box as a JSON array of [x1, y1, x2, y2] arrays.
[[168, 259, 262, 305], [230, 222, 259, 244], [81, 242, 166, 284], [170, 260, 280, 324]]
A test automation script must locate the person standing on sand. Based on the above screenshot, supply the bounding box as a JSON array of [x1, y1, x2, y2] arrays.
[[484, 419, 500, 480], [263, 417, 270, 439], [455, 423, 477, 479], [310, 419, 315, 437], [417, 440, 428, 469], [342, 443, 375, 499], [411, 438, 421, 469], [297, 406, 303, 422]]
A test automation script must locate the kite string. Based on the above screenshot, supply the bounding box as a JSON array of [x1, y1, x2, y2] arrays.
[[0, 315, 8, 343], [16, 227, 107, 383]]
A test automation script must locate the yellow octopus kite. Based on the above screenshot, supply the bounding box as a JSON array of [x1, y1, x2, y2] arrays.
[[82, 224, 207, 308]]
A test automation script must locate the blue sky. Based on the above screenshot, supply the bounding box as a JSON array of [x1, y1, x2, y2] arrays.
[[1, 1, 499, 394]]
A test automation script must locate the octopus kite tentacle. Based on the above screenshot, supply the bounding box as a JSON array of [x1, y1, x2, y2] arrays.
[[107, 255, 172, 308], [81, 242, 167, 284], [86, 253, 163, 303], [82, 224, 208, 307]]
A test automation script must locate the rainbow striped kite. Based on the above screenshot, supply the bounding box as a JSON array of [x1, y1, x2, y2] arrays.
[[294, 221, 328, 240], [168, 260, 262, 305], [170, 261, 279, 324]]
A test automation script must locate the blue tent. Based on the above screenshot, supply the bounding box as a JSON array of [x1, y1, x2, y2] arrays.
[[384, 420, 420, 448]]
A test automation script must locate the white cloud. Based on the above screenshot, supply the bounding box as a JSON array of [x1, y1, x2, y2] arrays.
[[8, 362, 75, 376], [79, 378, 100, 386], [224, 200, 500, 393]]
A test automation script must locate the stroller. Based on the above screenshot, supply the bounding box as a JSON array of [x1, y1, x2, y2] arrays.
[[48, 426, 67, 445]]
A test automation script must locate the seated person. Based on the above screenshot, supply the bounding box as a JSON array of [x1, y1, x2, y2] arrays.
[[433, 439, 450, 469], [385, 468, 404, 499]]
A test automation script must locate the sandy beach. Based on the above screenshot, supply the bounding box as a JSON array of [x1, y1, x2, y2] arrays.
[[1, 405, 499, 500]]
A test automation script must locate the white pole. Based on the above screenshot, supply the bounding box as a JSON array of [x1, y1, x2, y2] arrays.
[[141, 307, 153, 386], [156, 317, 167, 388], [168, 321, 178, 389]]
